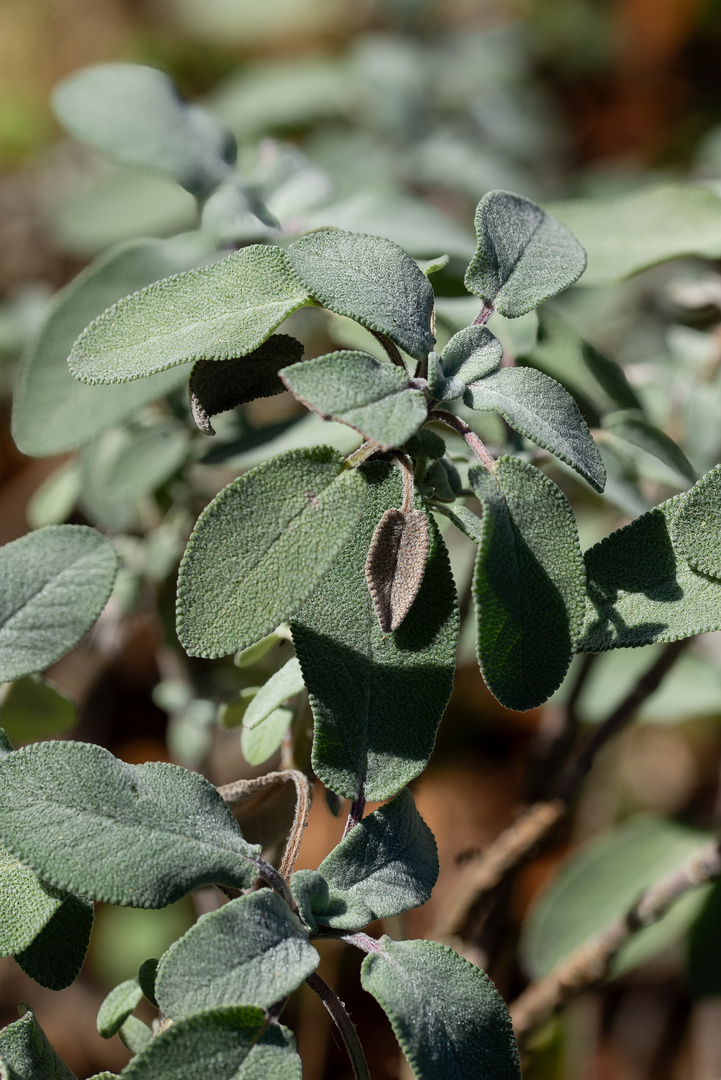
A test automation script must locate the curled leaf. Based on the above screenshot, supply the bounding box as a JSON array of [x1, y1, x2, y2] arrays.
[[365, 508, 430, 633]]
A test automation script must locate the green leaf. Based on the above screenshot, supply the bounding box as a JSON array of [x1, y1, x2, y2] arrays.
[[470, 458, 586, 710], [670, 463, 721, 578], [240, 707, 293, 766], [27, 462, 82, 530], [118, 1017, 152, 1055], [69, 246, 311, 385], [97, 979, 144, 1039], [189, 335, 304, 435], [440, 325, 503, 386], [14, 887, 93, 991], [287, 231, 436, 361], [520, 816, 712, 980], [234, 633, 280, 668], [580, 472, 721, 651], [464, 367, 606, 493], [12, 234, 217, 456], [280, 350, 427, 450], [219, 689, 258, 730], [138, 959, 159, 1007], [120, 1005, 267, 1079], [242, 658, 305, 730], [361, 938, 521, 1080], [0, 677, 76, 743], [0, 728, 13, 759], [156, 891, 318, 1019], [291, 789, 438, 931], [0, 1009, 77, 1080], [0, 843, 79, 957], [234, 1025, 302, 1080], [291, 460, 458, 800], [0, 526, 119, 683], [52, 64, 234, 198], [0, 741, 260, 906], [548, 184, 721, 286], [176, 447, 367, 659], [603, 411, 696, 486], [464, 190, 587, 318]]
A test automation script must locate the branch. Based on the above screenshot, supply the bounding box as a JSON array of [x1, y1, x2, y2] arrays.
[[511, 834, 721, 1044], [431, 409, 496, 471], [305, 972, 371, 1080]]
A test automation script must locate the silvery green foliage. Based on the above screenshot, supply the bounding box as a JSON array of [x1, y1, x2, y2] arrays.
[[0, 1008, 78, 1080], [242, 657, 304, 730]]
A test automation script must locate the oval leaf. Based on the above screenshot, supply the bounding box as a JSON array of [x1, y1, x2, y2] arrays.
[[177, 447, 367, 659], [0, 1009, 77, 1080], [464, 190, 587, 318], [243, 658, 304, 730], [0, 676, 76, 744], [97, 979, 144, 1039], [0, 526, 118, 684], [470, 457, 586, 710], [69, 246, 311, 385], [121, 1006, 266, 1080], [287, 230, 436, 360], [671, 462, 721, 578], [440, 325, 503, 385], [365, 508, 429, 633], [0, 741, 260, 907], [14, 887, 93, 992], [361, 938, 521, 1080]]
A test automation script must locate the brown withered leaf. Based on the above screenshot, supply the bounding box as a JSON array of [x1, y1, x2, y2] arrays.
[[365, 507, 430, 633]]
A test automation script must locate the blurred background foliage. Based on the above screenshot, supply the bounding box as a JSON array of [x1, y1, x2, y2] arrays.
[[4, 1, 721, 1078]]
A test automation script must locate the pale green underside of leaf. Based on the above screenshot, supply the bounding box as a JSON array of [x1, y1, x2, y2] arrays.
[[581, 466, 721, 651], [281, 350, 427, 449], [156, 891, 318, 1019], [243, 657, 304, 730], [52, 63, 233, 197], [603, 410, 696, 486], [291, 789, 438, 931], [0, 742, 260, 907], [292, 460, 458, 801], [361, 938, 521, 1080], [0, 1009, 77, 1080], [464, 367, 606, 492], [12, 234, 216, 456], [240, 707, 293, 766], [69, 245, 311, 385], [464, 190, 587, 318], [0, 676, 76, 744], [287, 230, 436, 361], [471, 458, 586, 711], [521, 816, 712, 980], [176, 447, 367, 658], [97, 979, 144, 1039], [0, 526, 119, 684], [548, 184, 721, 286]]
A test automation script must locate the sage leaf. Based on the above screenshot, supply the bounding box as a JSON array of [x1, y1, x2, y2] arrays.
[[0, 1008, 77, 1080], [292, 460, 458, 800], [671, 463, 721, 577], [0, 526, 118, 684], [0, 741, 261, 906], [243, 657, 305, 730], [280, 350, 427, 450], [97, 979, 144, 1038], [69, 246, 311, 385], [155, 891, 319, 1018], [138, 959, 159, 1007], [464, 367, 606, 493], [14, 887, 93, 991], [118, 1016, 152, 1055], [440, 325, 503, 385], [176, 447, 367, 658], [0, 676, 76, 743], [0, 728, 13, 759], [603, 410, 696, 486], [189, 335, 304, 435], [12, 234, 217, 456], [470, 457, 586, 710], [427, 352, 466, 402], [120, 1005, 267, 1079], [464, 190, 587, 318], [291, 789, 438, 931], [361, 938, 521, 1080], [365, 508, 430, 632], [0, 843, 81, 957], [53, 64, 234, 197], [287, 230, 436, 360], [235, 1025, 302, 1080], [241, 707, 293, 766]]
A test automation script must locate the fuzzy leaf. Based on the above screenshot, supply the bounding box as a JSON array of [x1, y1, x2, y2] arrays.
[[287, 231, 435, 361], [292, 460, 458, 800], [0, 728, 13, 759], [69, 246, 311, 385], [0, 1009, 77, 1080], [291, 789, 438, 931], [603, 411, 696, 486], [189, 335, 304, 435], [14, 887, 93, 991], [440, 325, 503, 385], [242, 658, 305, 730], [427, 353, 465, 402], [120, 1006, 266, 1079], [464, 190, 587, 318], [464, 367, 606, 492], [365, 508, 429, 632], [361, 938, 521, 1080], [234, 1026, 302, 1080], [0, 677, 76, 744], [0, 844, 82, 958], [97, 979, 144, 1039], [12, 234, 217, 456], [177, 447, 367, 659], [581, 472, 721, 651], [280, 351, 427, 450], [241, 707, 293, 766], [0, 741, 260, 907], [671, 464, 721, 577], [155, 891, 318, 1019], [470, 458, 586, 710], [0, 526, 118, 684], [53, 64, 234, 197], [118, 1017, 152, 1055]]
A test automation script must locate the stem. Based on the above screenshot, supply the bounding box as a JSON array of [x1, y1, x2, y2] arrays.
[[369, 329, 406, 369], [391, 451, 416, 516], [305, 972, 371, 1080], [473, 302, 494, 326], [253, 856, 296, 910], [343, 793, 366, 839], [431, 409, 496, 471], [340, 931, 383, 953], [345, 441, 380, 469]]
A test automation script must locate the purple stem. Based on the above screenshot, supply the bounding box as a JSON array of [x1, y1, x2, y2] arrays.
[[431, 410, 496, 472]]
